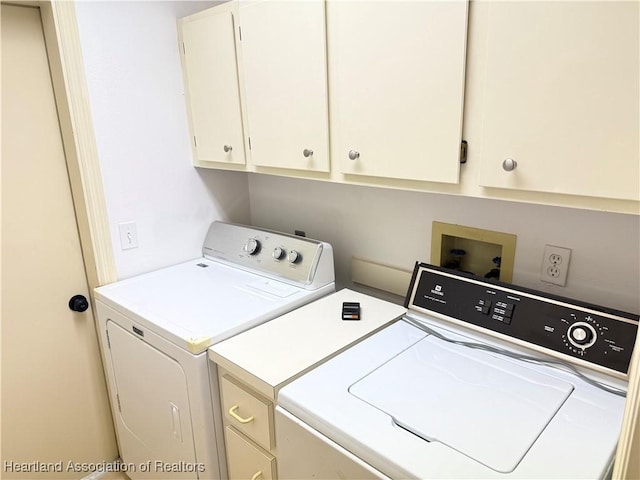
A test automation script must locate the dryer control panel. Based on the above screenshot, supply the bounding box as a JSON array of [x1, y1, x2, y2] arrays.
[[202, 221, 334, 288], [406, 263, 639, 375]]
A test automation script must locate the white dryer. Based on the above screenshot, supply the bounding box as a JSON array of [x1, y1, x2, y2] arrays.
[[276, 263, 638, 479], [94, 222, 334, 479]]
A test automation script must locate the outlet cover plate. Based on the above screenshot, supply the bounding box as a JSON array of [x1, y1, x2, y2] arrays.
[[541, 244, 571, 286]]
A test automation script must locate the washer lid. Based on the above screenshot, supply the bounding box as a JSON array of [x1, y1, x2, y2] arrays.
[[349, 335, 574, 473]]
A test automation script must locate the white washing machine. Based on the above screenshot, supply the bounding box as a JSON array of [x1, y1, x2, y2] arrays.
[[276, 263, 638, 479], [94, 221, 334, 480]]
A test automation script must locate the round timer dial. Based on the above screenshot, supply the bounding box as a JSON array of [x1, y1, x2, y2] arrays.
[[567, 321, 597, 349], [244, 238, 261, 255]]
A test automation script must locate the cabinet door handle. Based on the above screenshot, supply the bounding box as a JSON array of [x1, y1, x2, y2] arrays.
[[224, 144, 233, 153], [303, 148, 313, 158], [251, 471, 263, 480], [228, 405, 254, 424], [502, 158, 517, 171], [348, 150, 360, 160]]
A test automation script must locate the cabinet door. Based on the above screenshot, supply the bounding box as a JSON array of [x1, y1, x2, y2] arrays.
[[478, 2, 639, 201], [239, 0, 330, 172], [180, 6, 246, 167], [329, 1, 468, 183]]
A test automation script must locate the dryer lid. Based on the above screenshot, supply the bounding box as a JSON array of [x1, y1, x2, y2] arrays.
[[349, 335, 574, 473]]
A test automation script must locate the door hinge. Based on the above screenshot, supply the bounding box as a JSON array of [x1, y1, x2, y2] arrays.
[[460, 140, 468, 164], [106, 330, 111, 349], [194, 136, 197, 147], [116, 393, 122, 412], [248, 137, 252, 150], [238, 25, 242, 41], [182, 42, 186, 55]]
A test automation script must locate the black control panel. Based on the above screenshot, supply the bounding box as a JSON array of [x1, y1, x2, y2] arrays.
[[405, 263, 639, 375]]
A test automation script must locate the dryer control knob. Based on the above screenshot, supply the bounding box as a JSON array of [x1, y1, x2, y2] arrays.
[[288, 250, 301, 264], [272, 247, 285, 260], [244, 238, 261, 255]]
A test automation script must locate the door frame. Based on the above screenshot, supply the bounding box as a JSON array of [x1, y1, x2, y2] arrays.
[[36, 0, 116, 289]]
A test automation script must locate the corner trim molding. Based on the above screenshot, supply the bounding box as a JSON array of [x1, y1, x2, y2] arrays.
[[39, 0, 117, 288]]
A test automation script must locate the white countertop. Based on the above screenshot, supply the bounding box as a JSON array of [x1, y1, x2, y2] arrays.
[[208, 288, 407, 399]]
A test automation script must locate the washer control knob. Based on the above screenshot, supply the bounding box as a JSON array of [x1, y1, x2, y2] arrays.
[[244, 238, 260, 255], [570, 326, 592, 345], [288, 250, 301, 264], [272, 247, 285, 260], [567, 322, 596, 348]]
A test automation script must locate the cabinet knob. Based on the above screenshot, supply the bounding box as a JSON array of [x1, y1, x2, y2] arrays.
[[303, 148, 313, 158], [223, 145, 232, 153], [348, 150, 360, 160], [502, 158, 517, 172]]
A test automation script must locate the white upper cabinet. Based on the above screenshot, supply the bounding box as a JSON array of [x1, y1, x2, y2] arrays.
[[179, 4, 246, 168], [478, 1, 639, 201], [238, 0, 330, 172], [328, 1, 468, 184]]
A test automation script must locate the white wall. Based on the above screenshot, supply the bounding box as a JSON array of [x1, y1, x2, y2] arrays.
[[75, 1, 251, 280], [249, 174, 640, 314]]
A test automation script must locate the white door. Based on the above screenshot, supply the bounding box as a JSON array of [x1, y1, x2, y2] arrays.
[[105, 321, 197, 477], [1, 4, 117, 477]]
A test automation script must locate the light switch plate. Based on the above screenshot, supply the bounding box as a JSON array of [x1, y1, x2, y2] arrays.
[[118, 221, 138, 250]]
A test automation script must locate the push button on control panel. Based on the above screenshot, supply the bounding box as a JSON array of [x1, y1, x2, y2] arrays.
[[492, 302, 515, 325], [475, 299, 492, 315], [496, 301, 515, 314]]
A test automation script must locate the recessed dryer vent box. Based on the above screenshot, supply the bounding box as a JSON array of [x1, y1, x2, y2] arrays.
[[431, 222, 517, 283]]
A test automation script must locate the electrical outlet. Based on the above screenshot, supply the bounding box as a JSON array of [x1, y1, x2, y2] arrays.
[[540, 245, 571, 286], [118, 221, 138, 250]]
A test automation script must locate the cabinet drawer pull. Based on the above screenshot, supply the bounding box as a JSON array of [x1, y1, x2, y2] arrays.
[[303, 148, 313, 158], [348, 150, 360, 160], [223, 144, 233, 153], [251, 471, 263, 480], [228, 405, 254, 424]]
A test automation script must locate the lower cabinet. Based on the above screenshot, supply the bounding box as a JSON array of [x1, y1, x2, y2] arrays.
[[220, 372, 277, 480], [225, 426, 276, 480]]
